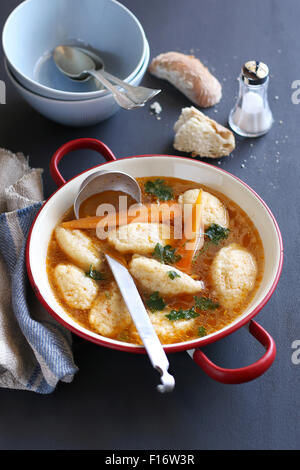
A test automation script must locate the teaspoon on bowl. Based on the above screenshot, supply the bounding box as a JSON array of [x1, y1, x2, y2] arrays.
[[74, 170, 175, 393], [53, 46, 161, 109], [74, 46, 161, 105]]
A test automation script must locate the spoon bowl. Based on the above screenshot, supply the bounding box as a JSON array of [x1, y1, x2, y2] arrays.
[[74, 170, 142, 219], [53, 46, 97, 81]]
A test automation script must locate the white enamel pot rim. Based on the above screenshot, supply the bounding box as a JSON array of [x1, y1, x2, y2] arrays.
[[26, 139, 283, 383]]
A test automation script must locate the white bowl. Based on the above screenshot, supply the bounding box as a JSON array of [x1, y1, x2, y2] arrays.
[[3, 0, 147, 101], [5, 41, 150, 126]]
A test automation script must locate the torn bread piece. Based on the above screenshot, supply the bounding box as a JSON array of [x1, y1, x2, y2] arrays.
[[174, 106, 235, 158], [149, 52, 222, 107]]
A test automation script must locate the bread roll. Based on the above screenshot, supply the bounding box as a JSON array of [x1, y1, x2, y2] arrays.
[[148, 52, 222, 107], [173, 106, 235, 158]]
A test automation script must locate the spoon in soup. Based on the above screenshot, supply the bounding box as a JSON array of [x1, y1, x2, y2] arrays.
[[74, 170, 175, 393], [53, 46, 161, 109]]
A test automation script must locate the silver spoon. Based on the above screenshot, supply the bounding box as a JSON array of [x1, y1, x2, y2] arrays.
[[75, 46, 161, 105], [74, 170, 175, 393], [53, 46, 161, 109]]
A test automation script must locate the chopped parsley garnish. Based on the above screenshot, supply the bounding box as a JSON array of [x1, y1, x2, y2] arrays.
[[152, 243, 182, 265], [168, 271, 181, 280], [192, 244, 209, 264], [144, 179, 174, 201], [205, 223, 230, 245], [165, 296, 218, 323], [192, 224, 230, 264], [194, 296, 219, 311], [85, 265, 106, 281], [198, 326, 207, 337], [146, 291, 166, 312], [166, 306, 199, 321]]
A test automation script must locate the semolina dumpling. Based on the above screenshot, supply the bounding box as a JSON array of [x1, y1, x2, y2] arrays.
[[178, 189, 229, 229], [107, 222, 170, 255], [54, 264, 98, 310], [89, 283, 132, 338], [129, 308, 197, 345], [129, 254, 204, 296], [211, 243, 257, 309], [55, 226, 103, 271]]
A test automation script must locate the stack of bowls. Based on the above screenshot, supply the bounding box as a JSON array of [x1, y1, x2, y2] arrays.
[[2, 0, 150, 126]]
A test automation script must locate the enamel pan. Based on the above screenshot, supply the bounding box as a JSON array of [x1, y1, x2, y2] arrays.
[[26, 138, 283, 384]]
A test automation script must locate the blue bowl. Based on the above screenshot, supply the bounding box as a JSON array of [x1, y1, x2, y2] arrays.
[[5, 40, 150, 126], [3, 0, 147, 101]]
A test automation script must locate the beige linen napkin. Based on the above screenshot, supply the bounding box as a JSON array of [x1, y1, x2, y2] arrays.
[[0, 148, 77, 393]]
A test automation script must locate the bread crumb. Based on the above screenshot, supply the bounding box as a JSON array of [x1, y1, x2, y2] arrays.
[[150, 101, 162, 120], [150, 101, 162, 113]]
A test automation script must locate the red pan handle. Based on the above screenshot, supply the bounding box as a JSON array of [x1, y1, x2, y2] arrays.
[[191, 320, 276, 384], [50, 138, 117, 187]]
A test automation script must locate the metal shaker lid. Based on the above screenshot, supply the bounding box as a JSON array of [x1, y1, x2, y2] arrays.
[[242, 61, 269, 85]]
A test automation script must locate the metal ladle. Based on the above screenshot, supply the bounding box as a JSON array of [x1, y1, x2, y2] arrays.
[[53, 46, 161, 109], [74, 170, 175, 393]]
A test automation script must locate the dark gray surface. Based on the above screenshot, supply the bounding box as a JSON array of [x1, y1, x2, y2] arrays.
[[0, 0, 298, 450]]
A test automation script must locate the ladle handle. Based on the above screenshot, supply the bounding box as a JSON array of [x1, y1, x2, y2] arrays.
[[50, 138, 116, 187]]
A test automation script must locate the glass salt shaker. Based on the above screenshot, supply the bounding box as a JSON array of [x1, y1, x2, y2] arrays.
[[228, 61, 273, 137]]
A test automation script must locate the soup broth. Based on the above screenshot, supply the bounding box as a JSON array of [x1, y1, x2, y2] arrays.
[[46, 177, 264, 345]]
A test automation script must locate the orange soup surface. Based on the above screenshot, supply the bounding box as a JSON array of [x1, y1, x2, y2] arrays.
[[46, 177, 264, 345]]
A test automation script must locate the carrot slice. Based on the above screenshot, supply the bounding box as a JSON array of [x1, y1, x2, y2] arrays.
[[61, 201, 182, 230], [175, 189, 204, 274]]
